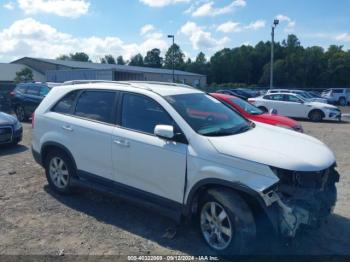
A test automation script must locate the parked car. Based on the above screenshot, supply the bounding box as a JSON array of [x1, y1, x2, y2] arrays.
[[0, 93, 11, 112], [216, 89, 247, 100], [32, 81, 339, 254], [249, 93, 341, 122], [321, 88, 350, 106], [0, 111, 23, 145], [211, 93, 303, 132], [10, 83, 52, 121], [266, 89, 328, 104]]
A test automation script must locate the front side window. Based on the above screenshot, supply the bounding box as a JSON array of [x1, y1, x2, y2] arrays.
[[74, 91, 115, 124], [52, 91, 79, 114], [229, 97, 263, 115], [121, 93, 173, 134], [285, 95, 303, 103], [165, 93, 251, 137]]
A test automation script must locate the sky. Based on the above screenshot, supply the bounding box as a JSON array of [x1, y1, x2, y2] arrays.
[[0, 0, 350, 63]]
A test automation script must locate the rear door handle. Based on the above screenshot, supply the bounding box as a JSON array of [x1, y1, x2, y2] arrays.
[[113, 138, 130, 147], [62, 125, 73, 132]]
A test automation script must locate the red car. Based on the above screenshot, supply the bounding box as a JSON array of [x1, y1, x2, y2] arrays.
[[211, 93, 304, 133]]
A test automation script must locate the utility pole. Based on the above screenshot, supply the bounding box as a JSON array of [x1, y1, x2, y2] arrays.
[[168, 35, 175, 83], [270, 19, 279, 89]]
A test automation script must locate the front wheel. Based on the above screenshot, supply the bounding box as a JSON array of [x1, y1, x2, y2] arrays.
[[309, 110, 323, 122], [198, 189, 256, 255], [339, 97, 346, 106]]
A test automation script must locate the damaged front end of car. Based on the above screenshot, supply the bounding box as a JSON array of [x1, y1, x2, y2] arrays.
[[263, 164, 340, 238]]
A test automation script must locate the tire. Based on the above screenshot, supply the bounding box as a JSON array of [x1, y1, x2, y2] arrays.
[[309, 110, 323, 122], [339, 97, 347, 106], [258, 106, 268, 113], [44, 150, 75, 194], [15, 105, 27, 122], [198, 189, 256, 255]]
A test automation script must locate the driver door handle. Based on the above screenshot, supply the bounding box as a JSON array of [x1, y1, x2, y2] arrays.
[[62, 125, 73, 132], [113, 138, 130, 148]]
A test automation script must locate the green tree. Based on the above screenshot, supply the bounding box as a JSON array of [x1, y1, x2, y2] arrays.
[[129, 54, 144, 66], [57, 52, 91, 62], [164, 44, 185, 70], [14, 68, 34, 83], [100, 55, 116, 64], [144, 48, 163, 68], [117, 55, 126, 65]]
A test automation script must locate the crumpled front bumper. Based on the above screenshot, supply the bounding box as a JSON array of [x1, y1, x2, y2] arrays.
[[262, 165, 339, 238]]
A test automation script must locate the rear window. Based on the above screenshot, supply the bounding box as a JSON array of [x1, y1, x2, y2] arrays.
[[26, 85, 40, 95], [16, 85, 27, 94], [333, 89, 343, 94], [52, 91, 79, 114], [74, 91, 116, 124]]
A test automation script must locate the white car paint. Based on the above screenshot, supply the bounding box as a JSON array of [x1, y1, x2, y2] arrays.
[[249, 93, 341, 121], [32, 82, 336, 207], [266, 89, 328, 104]]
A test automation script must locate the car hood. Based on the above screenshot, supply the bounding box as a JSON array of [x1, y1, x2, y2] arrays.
[[207, 123, 335, 172], [0, 112, 16, 125], [252, 113, 298, 127]]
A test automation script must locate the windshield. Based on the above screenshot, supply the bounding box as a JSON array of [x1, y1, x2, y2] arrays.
[[165, 93, 251, 137], [229, 97, 263, 115]]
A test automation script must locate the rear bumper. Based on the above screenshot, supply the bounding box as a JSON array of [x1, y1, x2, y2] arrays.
[[32, 146, 42, 166]]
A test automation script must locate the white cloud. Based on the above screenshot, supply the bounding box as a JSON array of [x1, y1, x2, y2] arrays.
[[336, 33, 350, 42], [217, 19, 266, 33], [276, 14, 296, 32], [17, 0, 90, 18], [3, 1, 15, 9], [192, 0, 246, 17], [245, 20, 266, 30], [0, 18, 168, 62], [140, 0, 190, 7], [217, 21, 241, 33], [140, 24, 155, 36], [180, 21, 230, 50]]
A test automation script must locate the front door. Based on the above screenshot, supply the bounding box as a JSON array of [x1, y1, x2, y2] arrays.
[[112, 92, 187, 204]]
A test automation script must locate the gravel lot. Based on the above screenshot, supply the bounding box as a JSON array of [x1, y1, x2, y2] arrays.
[[0, 110, 350, 257]]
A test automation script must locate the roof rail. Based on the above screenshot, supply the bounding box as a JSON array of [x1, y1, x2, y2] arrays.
[[62, 80, 128, 86], [125, 81, 195, 89]]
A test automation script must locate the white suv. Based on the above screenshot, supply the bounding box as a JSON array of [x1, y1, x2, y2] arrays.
[[322, 88, 350, 106], [32, 81, 339, 254]]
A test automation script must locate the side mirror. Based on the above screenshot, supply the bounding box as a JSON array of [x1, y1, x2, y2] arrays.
[[154, 125, 174, 140], [269, 108, 278, 115]]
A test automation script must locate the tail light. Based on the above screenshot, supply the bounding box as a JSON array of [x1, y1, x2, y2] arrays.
[[31, 113, 35, 129], [248, 99, 255, 103], [10, 91, 15, 96]]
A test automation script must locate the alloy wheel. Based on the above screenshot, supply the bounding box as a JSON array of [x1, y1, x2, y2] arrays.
[[49, 157, 69, 189], [200, 202, 233, 250]]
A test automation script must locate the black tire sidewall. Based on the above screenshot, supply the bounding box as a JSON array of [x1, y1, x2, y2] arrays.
[[310, 110, 322, 122], [198, 189, 256, 255], [16, 105, 26, 122], [44, 150, 74, 194]]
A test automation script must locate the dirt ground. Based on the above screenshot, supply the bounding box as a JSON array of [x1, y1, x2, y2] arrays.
[[0, 110, 350, 257]]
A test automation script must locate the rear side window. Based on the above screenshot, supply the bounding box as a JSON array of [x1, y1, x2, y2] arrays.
[[333, 89, 343, 94], [121, 93, 173, 134], [270, 94, 284, 101], [16, 85, 26, 94], [74, 91, 115, 124], [52, 91, 79, 114]]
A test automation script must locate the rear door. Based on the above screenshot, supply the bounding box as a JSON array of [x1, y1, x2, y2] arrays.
[[111, 92, 187, 204], [24, 84, 43, 114], [51, 90, 118, 181]]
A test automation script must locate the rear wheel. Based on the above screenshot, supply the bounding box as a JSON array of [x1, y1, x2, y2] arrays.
[[44, 150, 75, 194], [15, 105, 27, 122], [258, 106, 268, 113], [198, 189, 256, 255], [309, 110, 323, 122]]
